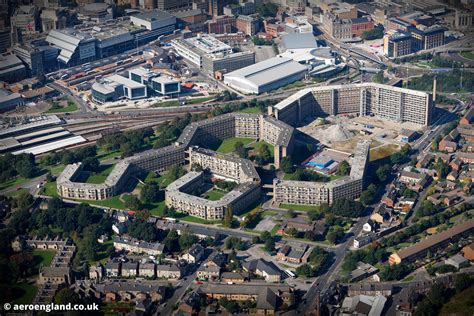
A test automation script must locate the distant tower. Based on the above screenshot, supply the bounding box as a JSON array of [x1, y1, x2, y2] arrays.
[[433, 76, 437, 101]]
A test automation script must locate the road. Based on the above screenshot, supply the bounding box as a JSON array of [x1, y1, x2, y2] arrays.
[[297, 97, 466, 314], [48, 81, 93, 114], [156, 249, 217, 315]]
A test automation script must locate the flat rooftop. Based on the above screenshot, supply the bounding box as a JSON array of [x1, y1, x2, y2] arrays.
[[224, 57, 307, 89]]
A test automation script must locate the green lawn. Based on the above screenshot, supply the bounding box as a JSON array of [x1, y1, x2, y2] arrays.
[[42, 181, 59, 198], [5, 188, 29, 197], [239, 107, 262, 114], [282, 80, 306, 90], [144, 170, 179, 188], [179, 215, 220, 224], [153, 100, 180, 107], [90, 238, 114, 265], [13, 282, 38, 304], [370, 144, 399, 162], [216, 137, 255, 153], [460, 51, 474, 60], [0, 176, 29, 190], [250, 141, 274, 158], [203, 188, 226, 201], [96, 150, 121, 161], [186, 96, 215, 104], [85, 164, 115, 184], [46, 101, 78, 113], [45, 164, 66, 175], [32, 249, 56, 274], [270, 224, 280, 236], [440, 286, 474, 315], [279, 203, 320, 212]]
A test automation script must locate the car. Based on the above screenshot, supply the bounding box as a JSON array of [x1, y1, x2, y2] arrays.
[[196, 281, 203, 284]]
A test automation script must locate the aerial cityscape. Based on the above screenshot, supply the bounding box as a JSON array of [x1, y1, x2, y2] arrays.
[[0, 0, 473, 315]]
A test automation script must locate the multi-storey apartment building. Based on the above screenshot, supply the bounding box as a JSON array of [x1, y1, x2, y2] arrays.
[[57, 113, 294, 202], [269, 83, 433, 126], [272, 141, 370, 206], [165, 151, 261, 220]]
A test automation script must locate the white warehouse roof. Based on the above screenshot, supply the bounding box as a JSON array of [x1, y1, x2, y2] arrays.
[[223, 57, 307, 94]]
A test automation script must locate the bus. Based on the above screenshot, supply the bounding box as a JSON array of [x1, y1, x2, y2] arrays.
[[285, 270, 296, 278]]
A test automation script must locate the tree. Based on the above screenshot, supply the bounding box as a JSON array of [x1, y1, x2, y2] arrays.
[[390, 152, 404, 164], [326, 227, 344, 244], [260, 231, 272, 242], [225, 237, 244, 250], [54, 288, 81, 305], [164, 229, 180, 252], [14, 154, 36, 178], [435, 158, 450, 178], [264, 237, 275, 252], [168, 164, 186, 182], [256, 3, 278, 17], [124, 195, 141, 211], [296, 264, 315, 278], [373, 70, 386, 84], [81, 157, 100, 172], [128, 219, 158, 242], [376, 164, 391, 182], [331, 198, 365, 217], [179, 229, 199, 250], [360, 184, 377, 206], [257, 144, 272, 164], [454, 273, 472, 293], [285, 227, 298, 237], [362, 28, 384, 40], [280, 156, 294, 173], [234, 141, 248, 158], [223, 207, 233, 228], [228, 249, 241, 270], [336, 160, 351, 176], [16, 191, 34, 210], [141, 183, 161, 203]]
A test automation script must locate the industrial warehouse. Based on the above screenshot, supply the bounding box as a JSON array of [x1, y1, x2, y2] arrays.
[[269, 83, 434, 126], [223, 57, 308, 95]]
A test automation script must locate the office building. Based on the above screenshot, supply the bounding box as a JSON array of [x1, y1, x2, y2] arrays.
[[0, 89, 23, 112], [129, 67, 181, 96], [78, 3, 114, 23], [408, 25, 445, 52], [46, 13, 175, 66], [383, 30, 412, 58], [313, 0, 357, 19], [455, 10, 473, 30], [236, 15, 259, 36], [207, 15, 236, 34], [172, 34, 255, 74], [0, 54, 27, 83], [223, 57, 307, 94], [46, 29, 96, 66], [10, 5, 39, 44], [91, 74, 147, 103], [13, 42, 59, 76], [269, 83, 433, 126]]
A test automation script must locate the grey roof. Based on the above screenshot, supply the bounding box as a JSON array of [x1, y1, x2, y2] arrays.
[[242, 259, 281, 276], [224, 57, 307, 89], [133, 10, 174, 22], [281, 33, 318, 50]]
